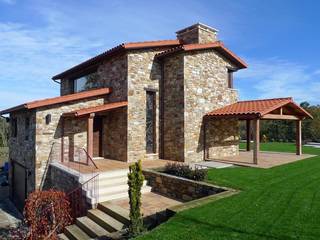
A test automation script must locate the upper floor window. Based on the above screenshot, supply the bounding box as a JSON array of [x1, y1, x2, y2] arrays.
[[227, 68, 234, 88], [73, 72, 102, 93], [11, 118, 17, 138]]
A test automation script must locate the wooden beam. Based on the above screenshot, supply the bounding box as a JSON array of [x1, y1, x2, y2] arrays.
[[296, 120, 302, 155], [261, 114, 299, 120], [246, 120, 251, 151], [87, 113, 95, 159], [253, 119, 260, 164]]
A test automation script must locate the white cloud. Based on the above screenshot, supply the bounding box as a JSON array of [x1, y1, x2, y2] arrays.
[[237, 57, 320, 104]]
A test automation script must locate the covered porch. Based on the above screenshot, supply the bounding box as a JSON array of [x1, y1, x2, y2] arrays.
[[205, 98, 313, 166]]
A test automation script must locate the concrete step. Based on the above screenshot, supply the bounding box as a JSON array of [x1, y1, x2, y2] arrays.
[[98, 181, 148, 195], [98, 170, 129, 180], [98, 175, 128, 187], [98, 202, 130, 225], [87, 209, 124, 233], [58, 233, 69, 240], [76, 216, 110, 238], [65, 224, 92, 240], [87, 186, 152, 204]]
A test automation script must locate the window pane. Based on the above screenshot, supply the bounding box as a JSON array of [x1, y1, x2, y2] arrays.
[[74, 72, 101, 92], [146, 91, 156, 153]]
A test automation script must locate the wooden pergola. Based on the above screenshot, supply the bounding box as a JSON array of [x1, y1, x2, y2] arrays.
[[205, 98, 313, 164]]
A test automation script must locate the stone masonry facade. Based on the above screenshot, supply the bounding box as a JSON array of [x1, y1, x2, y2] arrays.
[[5, 23, 246, 209]]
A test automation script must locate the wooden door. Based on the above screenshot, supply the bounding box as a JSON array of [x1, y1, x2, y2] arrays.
[[93, 117, 103, 157]]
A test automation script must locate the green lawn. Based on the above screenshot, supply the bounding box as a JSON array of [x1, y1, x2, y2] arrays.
[[138, 144, 320, 240]]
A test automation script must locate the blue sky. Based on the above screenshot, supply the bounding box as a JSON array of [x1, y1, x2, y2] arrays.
[[0, 0, 319, 110]]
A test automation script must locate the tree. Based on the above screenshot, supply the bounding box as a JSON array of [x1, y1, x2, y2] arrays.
[[127, 160, 144, 236], [24, 190, 72, 240]]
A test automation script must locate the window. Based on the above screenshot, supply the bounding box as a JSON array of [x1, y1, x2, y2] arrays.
[[25, 117, 30, 140], [73, 72, 101, 93], [11, 118, 17, 138], [227, 68, 234, 88], [45, 114, 51, 125], [146, 91, 156, 153]]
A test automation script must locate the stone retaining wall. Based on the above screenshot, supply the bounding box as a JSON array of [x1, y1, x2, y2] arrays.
[[143, 169, 226, 202]]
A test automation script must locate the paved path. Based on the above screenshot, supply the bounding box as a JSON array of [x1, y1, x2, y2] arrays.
[[0, 186, 22, 229]]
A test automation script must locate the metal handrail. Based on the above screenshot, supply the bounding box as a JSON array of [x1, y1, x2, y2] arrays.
[[82, 147, 99, 169]]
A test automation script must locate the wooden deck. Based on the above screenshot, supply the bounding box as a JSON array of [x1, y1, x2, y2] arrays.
[[210, 150, 315, 168], [60, 159, 174, 174]]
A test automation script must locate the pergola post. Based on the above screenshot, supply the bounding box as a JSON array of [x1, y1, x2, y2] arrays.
[[253, 118, 260, 164], [296, 119, 302, 155], [87, 113, 95, 160], [246, 120, 251, 151]]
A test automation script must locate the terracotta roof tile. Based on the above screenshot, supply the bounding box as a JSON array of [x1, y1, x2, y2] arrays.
[[205, 97, 312, 119], [0, 88, 111, 114], [155, 41, 247, 69], [63, 101, 128, 117], [52, 40, 181, 80]]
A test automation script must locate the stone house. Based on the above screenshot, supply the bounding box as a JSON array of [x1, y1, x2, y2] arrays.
[[1, 23, 311, 210]]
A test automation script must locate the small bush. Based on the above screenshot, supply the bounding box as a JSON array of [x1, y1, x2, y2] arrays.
[[24, 189, 72, 240], [127, 160, 145, 237], [164, 163, 207, 181]]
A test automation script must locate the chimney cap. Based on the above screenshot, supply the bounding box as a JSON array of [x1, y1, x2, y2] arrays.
[[176, 22, 219, 34]]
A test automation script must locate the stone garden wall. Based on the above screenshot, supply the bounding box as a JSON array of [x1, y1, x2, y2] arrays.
[[143, 169, 226, 201]]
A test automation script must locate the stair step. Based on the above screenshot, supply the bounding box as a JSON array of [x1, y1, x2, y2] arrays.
[[76, 216, 110, 238], [98, 181, 148, 195], [65, 224, 92, 240], [93, 186, 152, 203], [58, 233, 69, 240], [98, 170, 129, 180], [98, 176, 128, 187], [98, 202, 130, 225], [87, 209, 124, 232]]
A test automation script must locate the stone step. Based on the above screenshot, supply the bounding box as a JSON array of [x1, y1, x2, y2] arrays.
[[58, 233, 69, 240], [98, 202, 130, 225], [98, 170, 129, 180], [98, 175, 128, 187], [87, 186, 152, 204], [98, 181, 148, 195], [65, 224, 92, 240], [87, 209, 124, 233], [76, 216, 110, 238]]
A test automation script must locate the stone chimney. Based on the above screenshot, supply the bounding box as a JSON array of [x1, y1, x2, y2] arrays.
[[176, 23, 218, 44]]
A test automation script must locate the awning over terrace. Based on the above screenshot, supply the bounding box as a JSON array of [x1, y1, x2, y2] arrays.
[[61, 101, 128, 160], [205, 97, 313, 164]]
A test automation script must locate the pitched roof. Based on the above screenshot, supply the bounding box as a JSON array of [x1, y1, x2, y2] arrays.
[[205, 97, 313, 119], [155, 41, 247, 69], [63, 101, 128, 117], [0, 88, 111, 114], [52, 40, 181, 80]]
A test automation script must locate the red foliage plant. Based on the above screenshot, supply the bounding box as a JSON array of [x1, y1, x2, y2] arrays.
[[23, 189, 72, 240]]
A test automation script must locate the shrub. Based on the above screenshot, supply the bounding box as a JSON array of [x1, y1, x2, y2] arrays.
[[24, 189, 72, 240], [127, 160, 145, 236], [164, 163, 207, 181]]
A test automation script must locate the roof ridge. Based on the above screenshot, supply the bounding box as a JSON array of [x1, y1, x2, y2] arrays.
[[237, 97, 293, 103]]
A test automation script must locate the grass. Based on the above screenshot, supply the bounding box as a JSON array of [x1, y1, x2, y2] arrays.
[[137, 144, 320, 240]]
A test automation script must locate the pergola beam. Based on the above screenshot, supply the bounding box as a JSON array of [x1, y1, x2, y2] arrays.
[[261, 114, 300, 120]]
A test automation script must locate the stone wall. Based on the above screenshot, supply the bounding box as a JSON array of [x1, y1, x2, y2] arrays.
[[8, 110, 36, 199], [176, 24, 217, 44], [103, 107, 128, 161], [205, 118, 239, 159], [143, 169, 225, 201], [162, 53, 185, 161], [35, 97, 105, 188], [183, 50, 239, 162], [127, 50, 161, 162]]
